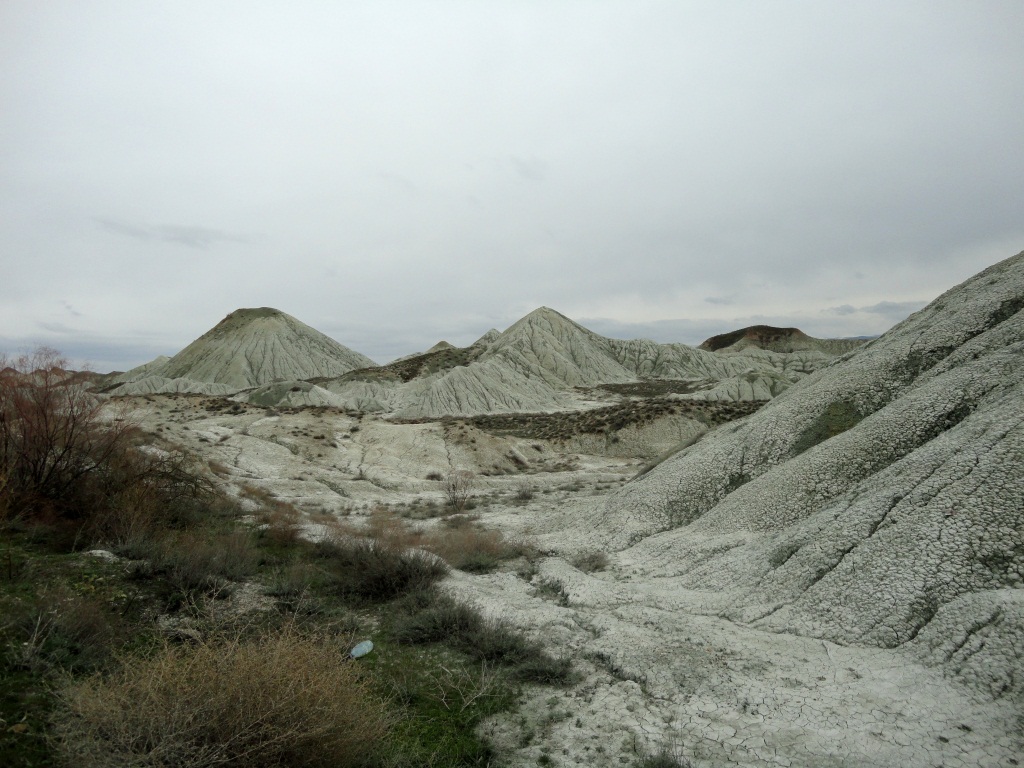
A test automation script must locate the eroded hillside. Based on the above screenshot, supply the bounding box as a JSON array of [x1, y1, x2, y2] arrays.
[[88, 254, 1024, 767]]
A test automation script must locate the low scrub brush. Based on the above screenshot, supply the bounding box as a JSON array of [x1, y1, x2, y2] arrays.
[[321, 537, 449, 601], [392, 589, 573, 684], [54, 626, 391, 768]]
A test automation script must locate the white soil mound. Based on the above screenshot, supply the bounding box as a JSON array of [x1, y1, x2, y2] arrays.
[[111, 308, 375, 395], [597, 250, 1024, 699]]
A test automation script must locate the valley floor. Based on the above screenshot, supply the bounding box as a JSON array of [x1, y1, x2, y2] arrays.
[[125, 395, 1022, 768], [455, 495, 1020, 767]]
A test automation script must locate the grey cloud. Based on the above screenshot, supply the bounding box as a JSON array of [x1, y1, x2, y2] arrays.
[[579, 317, 737, 347], [510, 156, 548, 182], [37, 321, 76, 334], [581, 302, 925, 347], [862, 300, 928, 316], [95, 218, 247, 249], [95, 218, 155, 241], [376, 172, 419, 195], [827, 305, 858, 316], [1, 4, 1020, 370], [156, 225, 247, 248], [0, 332, 179, 374], [824, 300, 926, 317]]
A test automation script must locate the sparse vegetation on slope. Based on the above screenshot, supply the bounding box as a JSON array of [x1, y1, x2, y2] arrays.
[[464, 397, 761, 441], [339, 343, 487, 384], [55, 626, 391, 768], [0, 349, 568, 768]]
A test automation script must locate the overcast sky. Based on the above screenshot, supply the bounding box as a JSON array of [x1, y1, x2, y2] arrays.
[[2, 1, 1023, 371]]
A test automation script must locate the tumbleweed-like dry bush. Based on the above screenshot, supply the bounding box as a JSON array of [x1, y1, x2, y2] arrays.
[[344, 506, 531, 574], [54, 626, 391, 768]]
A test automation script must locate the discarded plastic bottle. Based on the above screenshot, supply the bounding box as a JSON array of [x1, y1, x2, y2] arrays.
[[350, 640, 374, 659]]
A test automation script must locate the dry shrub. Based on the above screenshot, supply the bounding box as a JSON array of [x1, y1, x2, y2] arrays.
[[319, 529, 448, 601], [345, 508, 527, 575], [54, 626, 391, 768], [0, 471, 10, 529], [239, 482, 277, 505], [207, 459, 231, 477], [443, 469, 475, 513], [0, 348, 215, 546], [513, 482, 535, 502], [258, 498, 304, 547], [0, 348, 133, 519], [425, 527, 525, 574], [266, 560, 323, 597], [441, 513, 479, 529], [241, 482, 306, 547], [7, 587, 122, 674], [84, 446, 214, 547], [392, 589, 572, 684], [366, 505, 422, 549], [131, 528, 260, 595]]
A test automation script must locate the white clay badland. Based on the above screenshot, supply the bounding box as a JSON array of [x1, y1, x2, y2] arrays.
[[109, 250, 1024, 767]]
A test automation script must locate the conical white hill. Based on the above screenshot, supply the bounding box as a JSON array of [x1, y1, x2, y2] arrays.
[[117, 308, 375, 393], [470, 328, 502, 348], [487, 307, 638, 387], [598, 250, 1024, 699]]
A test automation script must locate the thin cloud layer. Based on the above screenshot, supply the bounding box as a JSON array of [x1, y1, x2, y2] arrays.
[[1, 2, 1022, 371], [95, 219, 249, 249]]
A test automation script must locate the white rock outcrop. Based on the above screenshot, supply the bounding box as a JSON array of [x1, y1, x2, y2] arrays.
[[596, 250, 1024, 697]]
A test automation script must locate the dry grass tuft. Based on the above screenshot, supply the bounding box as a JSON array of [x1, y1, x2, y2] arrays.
[[257, 498, 304, 547], [7, 587, 123, 674], [318, 533, 449, 601], [426, 526, 528, 573], [366, 505, 422, 550], [54, 626, 391, 768], [347, 507, 530, 574], [128, 528, 260, 596]]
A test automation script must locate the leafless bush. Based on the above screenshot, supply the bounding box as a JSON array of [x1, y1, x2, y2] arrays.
[[85, 444, 214, 545], [319, 535, 448, 601], [392, 589, 572, 684], [0, 347, 213, 543], [513, 481, 535, 502], [207, 459, 231, 476], [256, 497, 304, 547], [344, 507, 528, 574], [129, 528, 260, 596], [427, 526, 529, 573], [425, 661, 503, 714], [441, 513, 479, 529], [365, 505, 422, 549], [266, 561, 323, 598], [0, 471, 9, 528], [443, 468, 476, 513], [54, 626, 391, 768], [0, 348, 134, 519]]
